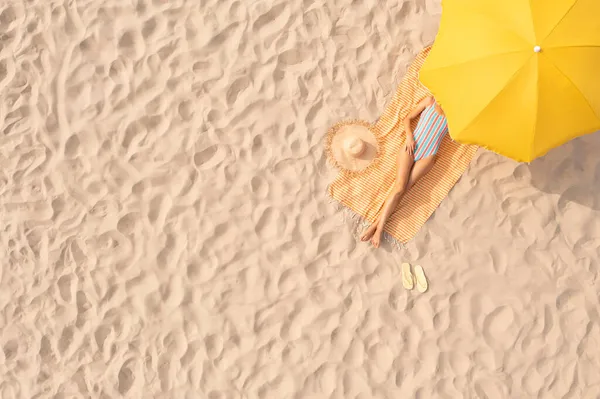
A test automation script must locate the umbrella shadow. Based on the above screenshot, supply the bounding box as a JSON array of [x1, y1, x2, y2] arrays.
[[526, 131, 600, 211]]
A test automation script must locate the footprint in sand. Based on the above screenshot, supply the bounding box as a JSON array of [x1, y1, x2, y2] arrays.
[[118, 30, 145, 60], [178, 100, 195, 121], [226, 76, 252, 106], [250, 175, 269, 199], [253, 3, 289, 37], [117, 358, 142, 395], [194, 144, 226, 170], [117, 212, 142, 235], [3, 339, 18, 362], [474, 377, 508, 399], [75, 290, 94, 328], [57, 273, 75, 303], [482, 305, 517, 350], [254, 206, 286, 239]]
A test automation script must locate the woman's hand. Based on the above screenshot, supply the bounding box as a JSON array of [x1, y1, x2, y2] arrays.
[[405, 135, 416, 156]]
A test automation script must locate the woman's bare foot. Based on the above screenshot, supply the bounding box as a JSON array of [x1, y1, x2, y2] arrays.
[[361, 223, 378, 242], [371, 228, 383, 248]]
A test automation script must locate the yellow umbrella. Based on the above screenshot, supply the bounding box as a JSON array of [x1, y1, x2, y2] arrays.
[[419, 0, 600, 162]]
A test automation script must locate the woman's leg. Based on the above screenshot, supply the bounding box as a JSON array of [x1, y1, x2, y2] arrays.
[[360, 216, 380, 242], [365, 149, 415, 247], [369, 154, 437, 247], [406, 155, 437, 190], [361, 148, 415, 242]]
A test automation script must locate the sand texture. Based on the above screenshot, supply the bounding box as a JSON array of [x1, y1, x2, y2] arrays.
[[1, 0, 600, 398]]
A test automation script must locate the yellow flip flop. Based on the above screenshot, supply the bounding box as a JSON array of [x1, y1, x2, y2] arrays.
[[414, 265, 428, 293], [401, 262, 414, 290]]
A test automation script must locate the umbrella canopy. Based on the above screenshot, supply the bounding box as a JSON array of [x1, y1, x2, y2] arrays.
[[419, 0, 600, 162]]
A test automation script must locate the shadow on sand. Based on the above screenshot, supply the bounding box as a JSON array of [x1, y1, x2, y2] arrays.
[[526, 131, 600, 211]]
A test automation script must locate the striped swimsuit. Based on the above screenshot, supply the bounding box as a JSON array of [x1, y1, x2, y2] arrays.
[[412, 104, 448, 161]]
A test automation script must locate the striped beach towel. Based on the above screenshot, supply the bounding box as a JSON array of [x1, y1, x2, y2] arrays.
[[327, 46, 478, 244]]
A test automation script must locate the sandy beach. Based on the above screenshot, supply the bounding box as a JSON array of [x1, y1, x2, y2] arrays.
[[1, 0, 600, 397]]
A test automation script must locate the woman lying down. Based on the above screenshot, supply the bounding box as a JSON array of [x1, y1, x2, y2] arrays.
[[361, 96, 448, 247]]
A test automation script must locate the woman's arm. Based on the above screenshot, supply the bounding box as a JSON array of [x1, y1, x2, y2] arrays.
[[403, 96, 434, 139], [402, 96, 433, 155]]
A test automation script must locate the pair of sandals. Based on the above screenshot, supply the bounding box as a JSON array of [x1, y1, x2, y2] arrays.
[[401, 263, 428, 293]]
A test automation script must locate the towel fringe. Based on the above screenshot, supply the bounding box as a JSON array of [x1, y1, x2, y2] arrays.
[[327, 194, 405, 251]]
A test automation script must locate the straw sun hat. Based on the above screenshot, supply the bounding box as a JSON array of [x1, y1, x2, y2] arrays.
[[325, 120, 380, 173]]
